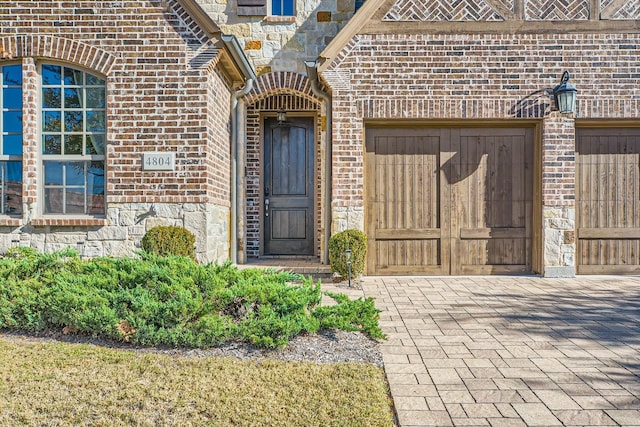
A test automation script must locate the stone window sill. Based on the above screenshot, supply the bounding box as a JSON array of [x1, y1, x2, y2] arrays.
[[32, 217, 107, 227], [0, 218, 22, 227], [263, 15, 296, 23]]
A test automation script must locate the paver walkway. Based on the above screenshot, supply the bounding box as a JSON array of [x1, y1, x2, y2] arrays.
[[361, 276, 640, 426]]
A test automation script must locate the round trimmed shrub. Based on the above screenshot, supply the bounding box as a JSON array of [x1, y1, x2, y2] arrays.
[[141, 226, 196, 260], [329, 229, 367, 279]]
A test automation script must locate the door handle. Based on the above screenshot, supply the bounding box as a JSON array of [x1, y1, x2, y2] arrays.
[[265, 198, 270, 217]]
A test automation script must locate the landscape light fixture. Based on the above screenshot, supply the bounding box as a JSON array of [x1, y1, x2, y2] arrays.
[[345, 248, 352, 287]]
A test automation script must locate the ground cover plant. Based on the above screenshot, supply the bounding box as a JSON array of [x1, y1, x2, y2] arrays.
[[0, 247, 384, 348], [0, 337, 395, 426]]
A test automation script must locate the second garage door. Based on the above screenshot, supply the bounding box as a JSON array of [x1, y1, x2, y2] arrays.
[[365, 126, 534, 275], [576, 127, 640, 274]]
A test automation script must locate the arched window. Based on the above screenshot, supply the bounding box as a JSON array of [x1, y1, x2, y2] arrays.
[[41, 64, 105, 215]]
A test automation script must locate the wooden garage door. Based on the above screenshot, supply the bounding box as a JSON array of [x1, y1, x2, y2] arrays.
[[576, 127, 640, 274], [365, 126, 533, 275]]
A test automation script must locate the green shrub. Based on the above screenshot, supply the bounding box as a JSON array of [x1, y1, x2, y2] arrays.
[[329, 229, 367, 279], [141, 226, 196, 260], [313, 292, 385, 340], [0, 249, 385, 349]]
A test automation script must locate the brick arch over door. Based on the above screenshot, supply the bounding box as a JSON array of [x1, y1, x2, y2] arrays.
[[244, 72, 324, 258], [245, 71, 322, 108], [0, 34, 117, 76]]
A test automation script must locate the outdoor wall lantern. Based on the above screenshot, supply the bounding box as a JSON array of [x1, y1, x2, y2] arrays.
[[551, 71, 578, 114], [345, 248, 352, 287], [277, 109, 287, 124]]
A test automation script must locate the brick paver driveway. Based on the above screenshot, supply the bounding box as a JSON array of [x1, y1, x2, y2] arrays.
[[362, 276, 640, 426]]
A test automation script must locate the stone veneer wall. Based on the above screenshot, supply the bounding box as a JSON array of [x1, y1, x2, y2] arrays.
[[0, 203, 229, 264], [196, 0, 359, 74], [0, 1, 236, 263], [322, 33, 640, 276]]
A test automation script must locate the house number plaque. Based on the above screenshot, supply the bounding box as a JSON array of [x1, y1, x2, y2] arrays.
[[142, 152, 175, 171]]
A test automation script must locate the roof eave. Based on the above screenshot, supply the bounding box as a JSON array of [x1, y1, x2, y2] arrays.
[[177, 0, 256, 82], [221, 34, 257, 81], [177, 0, 221, 35]]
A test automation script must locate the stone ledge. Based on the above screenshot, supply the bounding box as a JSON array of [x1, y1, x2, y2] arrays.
[[263, 15, 296, 23]]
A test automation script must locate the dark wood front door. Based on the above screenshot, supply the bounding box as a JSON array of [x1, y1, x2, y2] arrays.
[[264, 117, 314, 255], [365, 126, 533, 275]]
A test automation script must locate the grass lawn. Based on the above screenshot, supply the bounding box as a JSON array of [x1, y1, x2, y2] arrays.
[[0, 337, 395, 426]]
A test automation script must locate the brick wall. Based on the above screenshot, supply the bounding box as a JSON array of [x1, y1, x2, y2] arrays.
[[0, 1, 236, 261], [323, 33, 640, 209], [1, 0, 232, 205], [322, 32, 640, 275]]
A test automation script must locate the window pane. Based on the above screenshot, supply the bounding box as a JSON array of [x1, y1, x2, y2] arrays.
[[6, 161, 22, 182], [86, 134, 105, 155], [42, 64, 61, 85], [64, 135, 83, 155], [65, 188, 85, 214], [87, 193, 104, 215], [44, 188, 64, 214], [3, 65, 22, 86], [43, 135, 62, 155], [66, 162, 85, 186], [44, 161, 63, 186], [3, 111, 22, 133], [283, 0, 293, 15], [272, 0, 282, 14], [88, 161, 105, 189], [43, 111, 62, 132], [3, 161, 22, 215], [3, 88, 22, 109], [64, 68, 83, 86], [86, 74, 105, 86], [42, 88, 61, 108], [86, 111, 105, 132], [64, 88, 83, 108], [86, 88, 105, 108], [3, 134, 22, 155], [64, 111, 83, 132], [87, 161, 105, 214]]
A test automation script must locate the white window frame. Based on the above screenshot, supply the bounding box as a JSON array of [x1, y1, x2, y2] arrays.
[[39, 62, 106, 216], [270, 0, 295, 16]]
